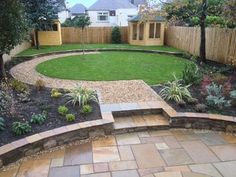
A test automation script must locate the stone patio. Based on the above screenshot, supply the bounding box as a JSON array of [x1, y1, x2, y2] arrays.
[[1, 129, 236, 177]]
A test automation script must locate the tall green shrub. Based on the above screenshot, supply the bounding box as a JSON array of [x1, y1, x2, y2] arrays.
[[112, 27, 121, 44]]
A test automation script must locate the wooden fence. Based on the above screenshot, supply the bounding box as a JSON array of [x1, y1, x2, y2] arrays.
[[165, 26, 236, 66], [61, 27, 129, 44]]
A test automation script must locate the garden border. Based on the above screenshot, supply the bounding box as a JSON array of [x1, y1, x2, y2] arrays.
[[1, 99, 236, 168]]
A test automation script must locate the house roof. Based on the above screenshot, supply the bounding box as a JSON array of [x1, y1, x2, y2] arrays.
[[129, 0, 146, 6], [129, 15, 165, 22], [69, 3, 87, 14], [88, 0, 137, 11]]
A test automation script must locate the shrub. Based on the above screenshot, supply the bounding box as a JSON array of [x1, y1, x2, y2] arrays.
[[200, 75, 212, 92], [12, 121, 31, 136], [230, 90, 236, 107], [30, 112, 47, 125], [0, 82, 12, 113], [195, 104, 207, 113], [186, 97, 198, 105], [212, 74, 228, 85], [17, 90, 31, 103], [160, 75, 192, 103], [35, 79, 46, 91], [230, 90, 236, 99], [182, 63, 201, 85], [65, 85, 98, 106], [177, 100, 186, 107], [66, 114, 76, 122], [111, 26, 121, 44], [0, 117, 5, 131], [11, 79, 28, 93], [51, 88, 62, 98], [81, 104, 92, 114], [206, 83, 231, 109], [58, 105, 69, 115]]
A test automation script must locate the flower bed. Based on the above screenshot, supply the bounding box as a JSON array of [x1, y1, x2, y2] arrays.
[[152, 59, 236, 117], [0, 80, 101, 146]]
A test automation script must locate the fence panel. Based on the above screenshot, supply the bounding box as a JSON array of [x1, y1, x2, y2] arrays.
[[165, 26, 236, 66], [61, 27, 129, 44]]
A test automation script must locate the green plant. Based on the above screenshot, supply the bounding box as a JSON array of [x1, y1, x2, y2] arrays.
[[160, 75, 192, 103], [230, 90, 236, 99], [81, 104, 92, 114], [11, 79, 28, 93], [186, 97, 198, 105], [66, 114, 76, 122], [51, 88, 62, 98], [0, 82, 12, 113], [195, 104, 207, 113], [182, 63, 201, 85], [206, 83, 231, 109], [212, 73, 228, 85], [111, 26, 121, 44], [58, 105, 69, 115], [17, 90, 31, 103], [30, 112, 47, 125], [12, 121, 31, 136], [35, 79, 45, 91], [65, 85, 98, 106], [0, 117, 5, 131]]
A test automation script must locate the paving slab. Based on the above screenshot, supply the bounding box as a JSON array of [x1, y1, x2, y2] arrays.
[[112, 170, 139, 177], [189, 163, 222, 177], [116, 133, 140, 145], [17, 159, 51, 177], [210, 144, 236, 161], [213, 161, 236, 177], [48, 165, 80, 177], [64, 143, 93, 165], [93, 146, 120, 163], [160, 149, 193, 166], [118, 145, 135, 160], [132, 144, 166, 168], [180, 141, 219, 163]]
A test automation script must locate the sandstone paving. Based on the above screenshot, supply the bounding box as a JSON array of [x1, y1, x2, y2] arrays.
[[1, 130, 236, 177]]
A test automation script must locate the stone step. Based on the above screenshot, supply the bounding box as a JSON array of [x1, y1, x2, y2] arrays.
[[113, 114, 170, 133]]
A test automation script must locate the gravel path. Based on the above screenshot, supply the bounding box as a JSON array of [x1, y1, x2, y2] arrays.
[[10, 52, 162, 104]]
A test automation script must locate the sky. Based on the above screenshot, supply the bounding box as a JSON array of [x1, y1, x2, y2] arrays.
[[66, 0, 97, 8]]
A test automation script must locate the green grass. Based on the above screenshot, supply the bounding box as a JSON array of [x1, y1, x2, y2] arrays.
[[18, 44, 181, 56], [36, 51, 190, 85]]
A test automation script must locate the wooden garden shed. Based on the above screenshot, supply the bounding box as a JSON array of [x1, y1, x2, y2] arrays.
[[128, 15, 165, 46]]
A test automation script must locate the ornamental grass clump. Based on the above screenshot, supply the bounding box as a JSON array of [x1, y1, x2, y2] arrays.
[[160, 75, 192, 104], [65, 84, 97, 107]]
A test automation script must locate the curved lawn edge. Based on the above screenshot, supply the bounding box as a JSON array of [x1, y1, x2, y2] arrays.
[[35, 51, 189, 85], [14, 48, 184, 59], [1, 100, 236, 168]]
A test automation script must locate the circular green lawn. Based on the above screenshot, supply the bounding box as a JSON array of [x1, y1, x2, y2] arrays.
[[36, 51, 190, 85]]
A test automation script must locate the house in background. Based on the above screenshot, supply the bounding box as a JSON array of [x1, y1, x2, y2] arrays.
[[69, 3, 87, 19], [58, 3, 87, 23], [128, 0, 146, 7], [87, 0, 138, 27]]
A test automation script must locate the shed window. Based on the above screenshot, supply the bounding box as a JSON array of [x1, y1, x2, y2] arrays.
[[97, 12, 109, 21], [52, 24, 58, 31], [149, 23, 155, 38], [155, 23, 161, 38], [132, 23, 137, 40], [149, 23, 161, 39], [139, 23, 144, 40]]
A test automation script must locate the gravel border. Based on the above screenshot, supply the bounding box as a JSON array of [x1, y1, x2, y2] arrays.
[[10, 52, 162, 104]]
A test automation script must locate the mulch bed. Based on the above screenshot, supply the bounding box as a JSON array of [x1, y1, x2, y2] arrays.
[[0, 85, 102, 146], [152, 61, 236, 117]]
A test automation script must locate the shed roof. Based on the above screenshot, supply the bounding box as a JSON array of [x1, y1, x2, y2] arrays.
[[69, 3, 87, 14], [88, 0, 136, 10], [129, 15, 165, 22]]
